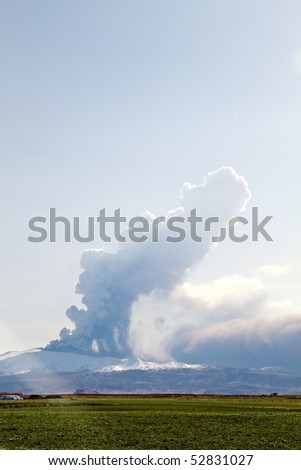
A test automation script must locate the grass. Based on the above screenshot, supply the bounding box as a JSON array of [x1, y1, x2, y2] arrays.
[[0, 395, 301, 449]]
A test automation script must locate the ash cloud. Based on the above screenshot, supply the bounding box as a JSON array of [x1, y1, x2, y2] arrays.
[[129, 270, 301, 370], [47, 167, 251, 357]]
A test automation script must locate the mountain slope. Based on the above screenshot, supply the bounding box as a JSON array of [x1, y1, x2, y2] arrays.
[[0, 348, 300, 395]]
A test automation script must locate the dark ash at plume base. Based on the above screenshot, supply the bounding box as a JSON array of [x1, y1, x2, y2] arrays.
[[47, 167, 251, 357]]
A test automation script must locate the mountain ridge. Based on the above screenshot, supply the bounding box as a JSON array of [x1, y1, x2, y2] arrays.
[[0, 348, 300, 395]]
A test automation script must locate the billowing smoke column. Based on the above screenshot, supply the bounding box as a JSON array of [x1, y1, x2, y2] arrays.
[[47, 167, 251, 357]]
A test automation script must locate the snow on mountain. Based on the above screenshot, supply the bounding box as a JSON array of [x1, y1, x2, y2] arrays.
[[101, 356, 205, 372], [0, 348, 300, 395], [0, 348, 204, 375]]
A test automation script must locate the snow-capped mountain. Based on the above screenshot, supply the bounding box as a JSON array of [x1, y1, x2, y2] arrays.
[[0, 348, 301, 395], [0, 348, 204, 375]]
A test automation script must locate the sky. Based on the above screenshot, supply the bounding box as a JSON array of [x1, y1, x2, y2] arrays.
[[1, 0, 301, 369]]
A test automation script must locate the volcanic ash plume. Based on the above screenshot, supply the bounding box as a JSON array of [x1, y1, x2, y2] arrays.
[[47, 167, 251, 357]]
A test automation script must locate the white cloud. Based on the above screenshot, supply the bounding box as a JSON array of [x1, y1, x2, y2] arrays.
[[181, 275, 264, 309], [129, 268, 301, 368], [256, 264, 289, 277]]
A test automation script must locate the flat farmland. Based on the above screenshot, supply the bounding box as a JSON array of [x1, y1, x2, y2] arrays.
[[0, 395, 301, 450]]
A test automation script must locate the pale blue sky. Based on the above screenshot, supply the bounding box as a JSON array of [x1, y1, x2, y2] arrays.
[[1, 1, 301, 362]]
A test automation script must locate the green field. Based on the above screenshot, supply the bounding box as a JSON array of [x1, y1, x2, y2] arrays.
[[1, 395, 301, 450]]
